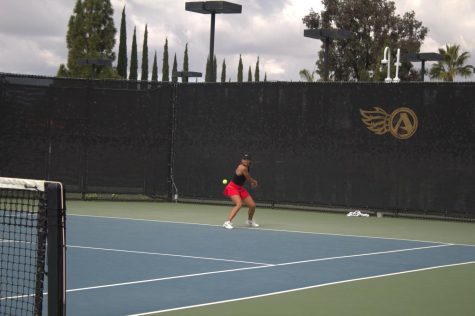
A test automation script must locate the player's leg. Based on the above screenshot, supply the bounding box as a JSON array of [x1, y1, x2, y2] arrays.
[[243, 195, 259, 227], [228, 195, 243, 221], [223, 195, 242, 229]]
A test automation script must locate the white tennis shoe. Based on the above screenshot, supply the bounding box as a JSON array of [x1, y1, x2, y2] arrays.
[[245, 219, 260, 227], [223, 221, 233, 229]]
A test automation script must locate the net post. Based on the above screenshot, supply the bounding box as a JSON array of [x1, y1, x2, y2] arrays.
[[46, 182, 66, 316]]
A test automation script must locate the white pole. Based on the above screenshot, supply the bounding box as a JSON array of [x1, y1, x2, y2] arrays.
[[393, 48, 401, 83], [381, 47, 392, 83]]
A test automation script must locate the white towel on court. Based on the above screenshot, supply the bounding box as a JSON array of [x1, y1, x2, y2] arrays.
[[346, 210, 370, 217]]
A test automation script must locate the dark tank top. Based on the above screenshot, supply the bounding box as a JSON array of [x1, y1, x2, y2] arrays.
[[231, 165, 250, 186]]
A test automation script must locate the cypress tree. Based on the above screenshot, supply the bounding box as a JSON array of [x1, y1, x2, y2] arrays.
[[204, 55, 217, 82], [117, 6, 127, 78], [141, 24, 149, 81], [129, 26, 138, 80], [151, 51, 158, 81], [205, 55, 211, 82], [207, 55, 215, 82], [255, 56, 260, 82], [213, 55, 217, 82], [162, 38, 169, 82], [221, 59, 226, 83], [248, 66, 252, 82], [59, 0, 118, 78], [172, 53, 178, 83], [264, 72, 267, 82], [237, 54, 243, 82], [183, 43, 189, 83]]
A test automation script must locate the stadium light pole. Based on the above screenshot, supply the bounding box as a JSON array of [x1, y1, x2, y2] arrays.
[[304, 28, 351, 81], [405, 52, 444, 82], [185, 1, 242, 81]]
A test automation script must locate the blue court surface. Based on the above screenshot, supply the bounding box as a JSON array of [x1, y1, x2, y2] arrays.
[[66, 214, 475, 315]]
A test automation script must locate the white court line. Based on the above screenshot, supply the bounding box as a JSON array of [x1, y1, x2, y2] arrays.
[[66, 265, 270, 293], [0, 239, 14, 243], [68, 245, 273, 266], [70, 214, 218, 228], [128, 260, 475, 316], [64, 244, 453, 294], [0, 293, 36, 301], [69, 214, 469, 246], [0, 239, 32, 244], [273, 244, 452, 266], [70, 244, 449, 268]]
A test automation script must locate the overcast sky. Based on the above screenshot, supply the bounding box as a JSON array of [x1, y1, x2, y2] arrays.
[[0, 0, 473, 81]]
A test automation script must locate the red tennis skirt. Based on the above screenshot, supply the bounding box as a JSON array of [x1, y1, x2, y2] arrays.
[[223, 181, 250, 199]]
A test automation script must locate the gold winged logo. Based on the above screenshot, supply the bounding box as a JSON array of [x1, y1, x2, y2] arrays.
[[360, 107, 418, 139], [359, 107, 390, 135]]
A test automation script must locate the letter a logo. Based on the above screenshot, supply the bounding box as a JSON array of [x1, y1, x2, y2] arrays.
[[389, 108, 418, 139]]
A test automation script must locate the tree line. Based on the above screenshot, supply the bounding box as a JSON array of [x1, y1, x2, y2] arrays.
[[300, 0, 473, 82], [58, 0, 472, 82], [58, 0, 267, 82]]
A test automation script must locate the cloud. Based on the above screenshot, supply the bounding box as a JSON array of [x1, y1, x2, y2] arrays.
[[395, 0, 475, 67], [0, 0, 72, 38], [177, 0, 318, 80], [0, 33, 66, 74]]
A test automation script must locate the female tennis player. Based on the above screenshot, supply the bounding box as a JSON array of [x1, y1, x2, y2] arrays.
[[223, 153, 259, 229]]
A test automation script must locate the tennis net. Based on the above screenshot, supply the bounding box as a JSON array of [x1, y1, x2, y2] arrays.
[[0, 177, 66, 316]]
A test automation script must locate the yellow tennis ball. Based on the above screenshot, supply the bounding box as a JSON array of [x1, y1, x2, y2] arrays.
[[222, 179, 228, 185]]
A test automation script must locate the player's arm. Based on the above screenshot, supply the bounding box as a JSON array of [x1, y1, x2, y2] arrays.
[[239, 165, 258, 187]]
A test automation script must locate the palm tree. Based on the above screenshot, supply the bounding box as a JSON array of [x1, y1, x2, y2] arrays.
[[429, 44, 473, 81], [299, 68, 317, 82]]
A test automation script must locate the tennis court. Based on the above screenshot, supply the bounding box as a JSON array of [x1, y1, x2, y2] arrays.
[[66, 201, 475, 316]]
